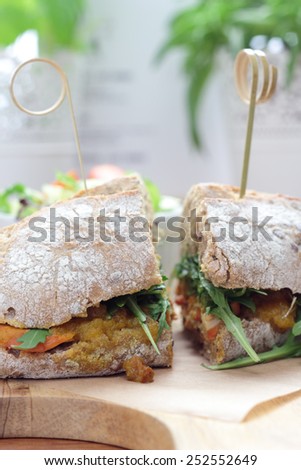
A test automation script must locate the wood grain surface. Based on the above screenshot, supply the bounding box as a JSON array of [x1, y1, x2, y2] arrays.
[[0, 439, 123, 450], [1, 320, 301, 449]]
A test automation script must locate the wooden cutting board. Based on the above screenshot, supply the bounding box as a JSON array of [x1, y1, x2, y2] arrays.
[[1, 319, 301, 449]]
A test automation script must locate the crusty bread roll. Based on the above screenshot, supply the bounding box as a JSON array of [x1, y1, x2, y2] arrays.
[[182, 182, 301, 256], [178, 182, 301, 364], [0, 175, 173, 378], [0, 189, 160, 329], [199, 197, 301, 293]]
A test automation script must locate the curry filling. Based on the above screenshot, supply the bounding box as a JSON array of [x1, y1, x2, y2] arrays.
[[176, 255, 299, 366], [0, 283, 172, 370]]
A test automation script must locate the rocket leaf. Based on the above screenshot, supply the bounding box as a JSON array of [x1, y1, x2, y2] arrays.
[[13, 329, 51, 350], [176, 255, 261, 362]]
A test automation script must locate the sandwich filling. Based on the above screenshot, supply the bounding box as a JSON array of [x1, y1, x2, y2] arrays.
[[176, 255, 300, 367], [0, 283, 171, 359]]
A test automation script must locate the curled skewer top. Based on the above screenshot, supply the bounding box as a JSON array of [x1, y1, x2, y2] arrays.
[[235, 48, 277, 106], [10, 58, 67, 116], [10, 57, 87, 191], [234, 49, 277, 198]]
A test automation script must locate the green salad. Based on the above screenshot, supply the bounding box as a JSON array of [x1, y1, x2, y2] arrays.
[[0, 171, 179, 222]]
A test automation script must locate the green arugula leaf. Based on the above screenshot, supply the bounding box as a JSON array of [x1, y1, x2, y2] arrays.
[[292, 299, 301, 336], [104, 282, 170, 353], [136, 284, 171, 341], [226, 288, 247, 298], [126, 297, 160, 355], [203, 297, 301, 370], [115, 297, 127, 308], [292, 321, 301, 337], [248, 288, 268, 296], [209, 306, 259, 362], [138, 284, 165, 296], [206, 334, 301, 370], [176, 256, 260, 362], [157, 298, 170, 340], [13, 329, 51, 350]]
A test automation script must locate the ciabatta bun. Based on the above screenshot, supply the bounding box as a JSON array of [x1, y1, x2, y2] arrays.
[[0, 186, 160, 329], [182, 183, 301, 292], [199, 197, 301, 292]]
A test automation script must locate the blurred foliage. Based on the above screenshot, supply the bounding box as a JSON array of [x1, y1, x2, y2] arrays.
[[158, 0, 301, 148], [0, 0, 86, 50]]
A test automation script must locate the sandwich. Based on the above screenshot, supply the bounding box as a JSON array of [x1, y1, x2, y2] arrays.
[[0, 175, 173, 379], [175, 183, 301, 368]]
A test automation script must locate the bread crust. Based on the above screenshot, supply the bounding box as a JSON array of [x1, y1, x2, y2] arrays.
[[182, 183, 243, 256], [182, 182, 301, 254], [0, 329, 172, 379], [75, 174, 154, 221], [0, 189, 161, 328], [199, 197, 301, 292]]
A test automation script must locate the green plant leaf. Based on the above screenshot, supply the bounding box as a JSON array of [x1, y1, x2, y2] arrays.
[[286, 44, 300, 86], [187, 64, 212, 149], [13, 329, 51, 350], [176, 255, 260, 362], [292, 301, 301, 336], [105, 282, 170, 353], [126, 297, 160, 355], [292, 321, 301, 337], [158, 0, 301, 148], [206, 334, 301, 370], [0, 0, 86, 49], [210, 306, 260, 362]]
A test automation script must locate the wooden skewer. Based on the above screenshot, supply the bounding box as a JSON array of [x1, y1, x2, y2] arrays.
[[10, 58, 87, 192], [234, 49, 277, 198]]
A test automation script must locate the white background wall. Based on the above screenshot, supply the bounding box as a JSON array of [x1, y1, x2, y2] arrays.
[[0, 0, 300, 198], [0, 0, 233, 197]]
